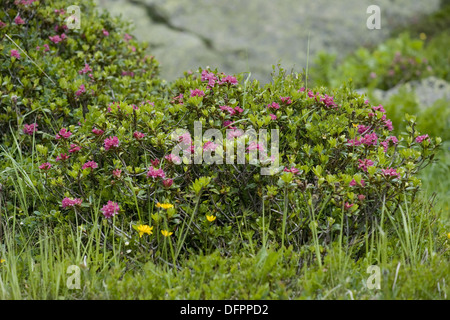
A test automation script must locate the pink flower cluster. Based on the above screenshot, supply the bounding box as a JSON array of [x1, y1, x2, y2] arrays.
[[380, 136, 398, 152], [220, 105, 243, 116], [69, 144, 81, 153], [92, 128, 104, 135], [415, 134, 429, 143], [133, 131, 146, 140], [39, 162, 52, 170], [56, 153, 69, 162], [56, 128, 72, 140], [349, 179, 365, 187], [284, 167, 300, 175], [267, 102, 280, 110], [104, 136, 119, 151], [358, 158, 374, 172], [75, 84, 86, 97], [190, 89, 205, 97], [381, 168, 401, 178], [23, 123, 38, 135], [147, 166, 166, 179], [79, 63, 92, 75], [348, 132, 378, 147], [10, 50, 21, 59], [49, 34, 66, 44], [280, 96, 292, 104], [165, 154, 181, 164], [14, 16, 25, 25], [203, 141, 218, 152], [82, 161, 98, 170], [62, 197, 82, 209], [100, 201, 120, 218]]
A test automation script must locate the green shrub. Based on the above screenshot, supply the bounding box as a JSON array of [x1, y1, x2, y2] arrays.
[[0, 0, 442, 264]]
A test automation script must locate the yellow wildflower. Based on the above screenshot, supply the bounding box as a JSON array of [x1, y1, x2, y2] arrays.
[[352, 123, 359, 128], [447, 232, 450, 240], [206, 215, 217, 222], [420, 33, 426, 40], [161, 229, 173, 237], [156, 202, 174, 210], [0, 259, 5, 264], [137, 224, 153, 238]]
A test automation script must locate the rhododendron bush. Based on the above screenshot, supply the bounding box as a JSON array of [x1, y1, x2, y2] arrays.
[[0, 0, 441, 260]]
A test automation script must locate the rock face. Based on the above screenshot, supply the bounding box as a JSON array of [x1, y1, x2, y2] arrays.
[[96, 0, 440, 82], [358, 76, 450, 108]]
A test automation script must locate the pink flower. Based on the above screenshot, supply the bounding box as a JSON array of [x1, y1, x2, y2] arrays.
[[357, 125, 371, 134], [79, 63, 92, 75], [372, 105, 386, 113], [124, 33, 132, 42], [344, 202, 354, 210], [203, 141, 218, 152], [102, 29, 109, 36], [49, 35, 62, 44], [370, 72, 377, 79], [165, 154, 181, 164], [384, 119, 393, 131], [43, 44, 50, 52], [349, 179, 365, 187], [100, 201, 120, 218], [55, 128, 72, 140], [227, 129, 243, 140], [361, 132, 378, 146], [62, 197, 82, 209], [221, 75, 238, 85], [0, 21, 6, 28], [347, 137, 361, 146], [284, 167, 300, 175], [39, 162, 52, 170], [104, 136, 119, 151], [267, 102, 280, 110], [223, 120, 236, 129], [112, 169, 122, 178], [201, 70, 218, 87], [358, 159, 374, 172], [280, 96, 292, 104], [298, 87, 305, 92], [358, 194, 366, 201], [151, 159, 160, 167], [60, 33, 67, 40], [82, 161, 98, 170], [92, 128, 104, 135], [319, 94, 337, 108], [247, 141, 263, 151], [133, 131, 146, 140], [23, 123, 38, 135], [163, 179, 173, 188], [55, 153, 70, 162], [14, 16, 25, 25], [220, 105, 236, 115], [234, 106, 244, 114], [178, 132, 192, 145], [381, 168, 401, 178], [307, 91, 315, 98], [69, 144, 81, 153], [190, 89, 205, 97], [269, 113, 277, 120], [415, 134, 429, 143], [10, 50, 21, 59], [75, 84, 86, 97], [147, 166, 165, 179]]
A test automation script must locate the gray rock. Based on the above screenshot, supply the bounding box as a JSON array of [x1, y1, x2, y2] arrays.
[[95, 0, 441, 82]]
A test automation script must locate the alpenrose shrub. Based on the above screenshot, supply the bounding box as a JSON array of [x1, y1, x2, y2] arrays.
[[21, 65, 441, 258], [0, 0, 441, 259], [0, 0, 160, 146]]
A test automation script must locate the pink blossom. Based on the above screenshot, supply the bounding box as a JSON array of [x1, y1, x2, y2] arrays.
[[361, 132, 378, 146], [171, 94, 184, 105], [100, 201, 120, 218], [203, 141, 218, 152], [39, 162, 52, 170], [79, 63, 92, 75], [298, 87, 305, 92], [358, 159, 374, 172], [234, 106, 244, 114], [151, 159, 160, 167], [69, 144, 81, 153], [357, 125, 371, 134], [133, 131, 146, 140], [369, 72, 377, 79], [372, 105, 386, 113], [319, 94, 337, 108], [178, 132, 192, 145], [190, 89, 205, 97], [92, 128, 104, 135], [415, 134, 429, 143], [147, 166, 165, 179], [55, 153, 69, 162], [55, 128, 72, 140], [384, 119, 393, 131], [10, 50, 21, 59], [112, 169, 122, 178], [43, 44, 50, 52], [75, 84, 86, 97], [165, 154, 181, 164], [284, 167, 300, 175], [0, 21, 6, 28], [49, 35, 62, 43], [104, 136, 119, 151], [102, 29, 109, 36], [307, 91, 315, 98], [82, 161, 98, 170], [221, 75, 238, 85], [62, 197, 82, 209], [201, 70, 218, 87], [220, 105, 236, 115], [381, 168, 401, 178], [23, 123, 38, 135], [227, 129, 243, 140], [347, 137, 362, 146], [163, 179, 173, 188], [267, 102, 280, 110], [280, 96, 292, 104], [344, 202, 354, 210], [14, 16, 25, 25], [247, 141, 263, 151], [349, 179, 365, 187], [269, 114, 277, 120], [60, 33, 67, 40], [358, 194, 366, 201], [124, 33, 132, 42]]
